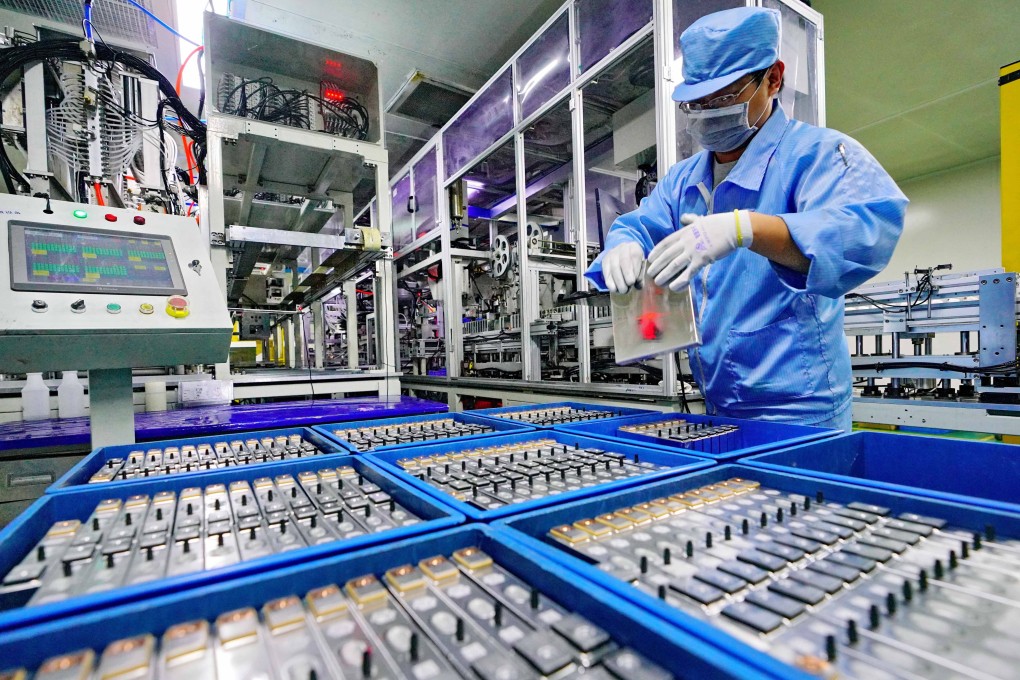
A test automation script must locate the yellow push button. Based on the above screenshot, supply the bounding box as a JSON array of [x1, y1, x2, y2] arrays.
[[139, 303, 154, 315], [165, 295, 189, 318]]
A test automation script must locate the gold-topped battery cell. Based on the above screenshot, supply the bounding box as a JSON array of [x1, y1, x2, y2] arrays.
[[594, 513, 632, 531], [396, 459, 418, 470], [385, 564, 426, 592], [419, 555, 460, 582], [262, 596, 306, 633], [46, 520, 81, 537], [615, 508, 651, 524], [273, 476, 295, 488], [550, 524, 589, 544], [446, 452, 466, 461], [36, 650, 94, 680], [152, 491, 176, 505], [672, 493, 704, 508], [305, 584, 348, 620], [0, 669, 26, 680], [96, 499, 122, 514], [229, 481, 251, 493], [650, 498, 686, 514], [338, 467, 358, 477], [124, 495, 149, 509], [162, 620, 209, 662], [97, 634, 154, 679], [253, 477, 273, 490], [452, 547, 493, 570], [633, 503, 670, 519], [317, 468, 338, 482], [573, 518, 613, 538], [215, 608, 260, 646], [345, 574, 388, 606], [297, 472, 318, 484]]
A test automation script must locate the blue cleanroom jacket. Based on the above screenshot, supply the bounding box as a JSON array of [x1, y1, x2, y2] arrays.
[[586, 104, 907, 425]]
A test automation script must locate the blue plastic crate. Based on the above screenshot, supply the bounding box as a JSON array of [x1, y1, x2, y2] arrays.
[[0, 455, 463, 633], [311, 411, 534, 454], [498, 464, 1020, 680], [0, 525, 770, 679], [742, 430, 1020, 513], [48, 426, 344, 493], [468, 400, 657, 429], [365, 430, 714, 521], [554, 411, 836, 461]]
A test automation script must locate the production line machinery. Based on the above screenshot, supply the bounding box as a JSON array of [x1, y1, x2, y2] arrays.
[[845, 266, 1020, 434]]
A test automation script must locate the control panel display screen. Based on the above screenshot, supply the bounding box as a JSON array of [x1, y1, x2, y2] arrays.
[[9, 222, 187, 295]]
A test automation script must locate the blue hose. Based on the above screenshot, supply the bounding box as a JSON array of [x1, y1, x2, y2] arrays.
[[83, 2, 93, 41]]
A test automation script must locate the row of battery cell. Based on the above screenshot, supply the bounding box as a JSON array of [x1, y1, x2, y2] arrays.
[[87, 435, 328, 484], [1, 467, 420, 608], [548, 477, 1020, 679], [395, 438, 666, 511], [0, 546, 671, 680], [489, 406, 620, 426], [617, 418, 739, 447], [329, 419, 496, 452]]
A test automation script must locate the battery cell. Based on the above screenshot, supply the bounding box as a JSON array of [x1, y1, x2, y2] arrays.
[[329, 417, 496, 452], [1, 547, 672, 680], [545, 475, 1020, 679], [86, 434, 330, 485], [487, 405, 621, 426], [0, 466, 423, 609]]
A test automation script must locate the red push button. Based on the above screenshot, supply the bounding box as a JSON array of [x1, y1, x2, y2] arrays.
[[133, 215, 146, 225], [166, 295, 189, 318], [104, 213, 117, 222]]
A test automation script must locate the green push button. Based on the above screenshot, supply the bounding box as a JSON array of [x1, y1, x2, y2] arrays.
[[106, 303, 122, 314], [72, 209, 87, 219]]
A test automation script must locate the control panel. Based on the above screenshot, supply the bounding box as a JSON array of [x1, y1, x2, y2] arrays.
[[0, 195, 231, 372]]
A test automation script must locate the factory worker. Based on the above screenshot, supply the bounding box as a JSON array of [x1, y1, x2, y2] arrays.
[[586, 7, 906, 431]]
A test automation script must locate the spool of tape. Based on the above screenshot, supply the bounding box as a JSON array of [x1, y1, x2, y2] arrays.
[[359, 227, 382, 251]]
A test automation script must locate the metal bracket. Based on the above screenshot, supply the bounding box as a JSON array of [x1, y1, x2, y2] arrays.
[[226, 225, 345, 250]]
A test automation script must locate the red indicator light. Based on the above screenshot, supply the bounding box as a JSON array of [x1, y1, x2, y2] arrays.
[[321, 80, 345, 103], [324, 59, 343, 76], [104, 213, 117, 222], [133, 215, 146, 225]]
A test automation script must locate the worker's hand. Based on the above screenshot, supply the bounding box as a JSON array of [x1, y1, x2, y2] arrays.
[[601, 241, 646, 294], [647, 210, 754, 291]]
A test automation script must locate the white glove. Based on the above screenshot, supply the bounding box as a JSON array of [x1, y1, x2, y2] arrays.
[[647, 210, 754, 291], [600, 241, 646, 294]]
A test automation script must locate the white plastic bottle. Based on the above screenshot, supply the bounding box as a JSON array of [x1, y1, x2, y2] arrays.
[[21, 372, 50, 420], [57, 371, 86, 418]]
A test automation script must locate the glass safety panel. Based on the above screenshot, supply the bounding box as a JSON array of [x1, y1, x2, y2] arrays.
[[443, 69, 514, 178], [576, 0, 653, 73], [413, 147, 438, 240], [517, 12, 571, 120], [763, 0, 820, 125], [391, 172, 414, 250]]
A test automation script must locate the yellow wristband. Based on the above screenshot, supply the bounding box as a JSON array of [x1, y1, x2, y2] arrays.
[[733, 209, 744, 248]]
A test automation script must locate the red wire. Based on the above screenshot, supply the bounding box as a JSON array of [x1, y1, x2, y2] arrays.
[[175, 45, 204, 186], [93, 182, 105, 206]]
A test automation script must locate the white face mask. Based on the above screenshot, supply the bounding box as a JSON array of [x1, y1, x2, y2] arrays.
[[685, 77, 768, 152]]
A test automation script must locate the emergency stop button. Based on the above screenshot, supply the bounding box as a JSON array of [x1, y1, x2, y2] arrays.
[[165, 295, 189, 318]]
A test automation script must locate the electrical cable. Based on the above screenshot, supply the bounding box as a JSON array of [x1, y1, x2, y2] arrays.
[[123, 0, 202, 47]]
